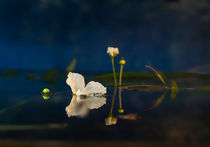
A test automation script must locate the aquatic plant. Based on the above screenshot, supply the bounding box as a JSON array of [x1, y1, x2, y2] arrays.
[[107, 47, 119, 87], [107, 47, 119, 58], [145, 65, 168, 88], [41, 88, 52, 100], [43, 88, 50, 93], [118, 59, 126, 113], [66, 72, 106, 96], [119, 59, 125, 86]]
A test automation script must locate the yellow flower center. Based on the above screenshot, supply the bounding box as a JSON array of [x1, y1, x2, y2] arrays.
[[113, 51, 118, 57]]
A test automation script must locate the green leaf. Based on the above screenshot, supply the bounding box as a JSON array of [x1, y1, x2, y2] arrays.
[[66, 58, 76, 73]]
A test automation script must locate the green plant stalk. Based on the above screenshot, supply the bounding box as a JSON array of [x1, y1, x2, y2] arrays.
[[111, 57, 117, 87], [145, 65, 168, 88]]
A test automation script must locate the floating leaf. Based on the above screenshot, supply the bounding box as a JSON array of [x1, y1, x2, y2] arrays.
[[123, 84, 165, 92]]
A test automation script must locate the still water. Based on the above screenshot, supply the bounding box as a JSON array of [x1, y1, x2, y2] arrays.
[[0, 71, 210, 143]]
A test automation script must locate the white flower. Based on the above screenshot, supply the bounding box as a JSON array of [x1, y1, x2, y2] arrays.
[[65, 95, 106, 118], [107, 47, 119, 57], [66, 72, 107, 96]]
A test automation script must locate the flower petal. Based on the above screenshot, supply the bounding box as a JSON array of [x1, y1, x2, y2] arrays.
[[66, 72, 85, 94], [80, 81, 107, 96], [107, 47, 119, 57]]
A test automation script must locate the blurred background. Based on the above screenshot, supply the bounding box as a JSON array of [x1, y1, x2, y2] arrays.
[[0, 0, 210, 73], [1, 1, 210, 145]]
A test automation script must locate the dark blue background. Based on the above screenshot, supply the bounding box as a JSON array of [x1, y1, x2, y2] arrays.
[[0, 0, 210, 72]]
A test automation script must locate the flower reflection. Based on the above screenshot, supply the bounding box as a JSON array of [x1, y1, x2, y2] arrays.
[[65, 95, 106, 118], [105, 115, 117, 126], [105, 87, 118, 126]]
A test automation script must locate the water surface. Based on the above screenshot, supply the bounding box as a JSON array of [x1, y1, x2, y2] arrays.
[[0, 71, 210, 143]]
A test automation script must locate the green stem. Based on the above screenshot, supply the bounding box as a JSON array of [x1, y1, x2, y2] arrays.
[[111, 57, 117, 87], [119, 65, 123, 86]]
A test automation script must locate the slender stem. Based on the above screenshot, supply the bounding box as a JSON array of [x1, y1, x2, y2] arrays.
[[111, 57, 117, 87], [145, 65, 168, 88], [119, 65, 123, 86], [109, 87, 117, 116], [119, 86, 122, 109], [118, 65, 123, 109]]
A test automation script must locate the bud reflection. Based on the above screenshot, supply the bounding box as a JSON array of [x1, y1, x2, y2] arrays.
[[105, 87, 118, 126]]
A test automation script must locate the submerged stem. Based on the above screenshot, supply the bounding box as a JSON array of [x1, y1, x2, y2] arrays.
[[119, 87, 122, 108], [109, 87, 117, 116], [118, 86, 124, 113], [111, 57, 117, 87], [119, 65, 123, 86]]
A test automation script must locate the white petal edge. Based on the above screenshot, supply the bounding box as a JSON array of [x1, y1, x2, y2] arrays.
[[66, 72, 85, 94], [79, 81, 107, 96]]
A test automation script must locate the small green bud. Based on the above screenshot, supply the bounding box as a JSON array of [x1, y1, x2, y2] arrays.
[[43, 88, 50, 93], [41, 88, 51, 100], [119, 59, 126, 65]]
